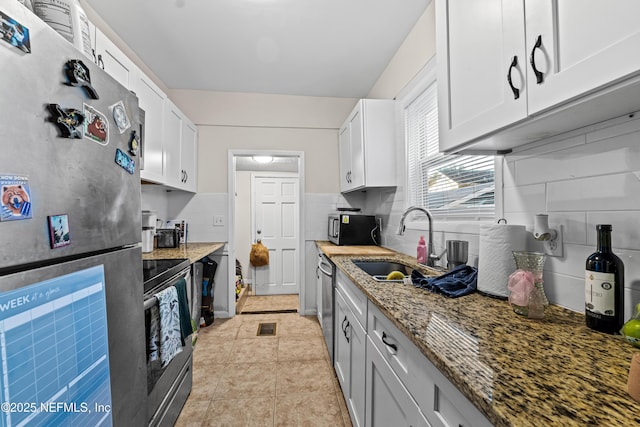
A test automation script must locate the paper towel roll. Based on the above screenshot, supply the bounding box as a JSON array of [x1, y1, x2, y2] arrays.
[[477, 223, 526, 298]]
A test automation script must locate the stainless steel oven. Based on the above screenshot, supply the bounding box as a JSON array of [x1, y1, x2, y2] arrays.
[[143, 259, 193, 427]]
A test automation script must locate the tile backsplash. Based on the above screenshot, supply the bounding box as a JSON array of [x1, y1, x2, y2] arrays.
[[502, 111, 640, 318], [367, 111, 640, 320]]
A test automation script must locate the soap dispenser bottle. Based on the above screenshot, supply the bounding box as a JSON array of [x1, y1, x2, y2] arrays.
[[417, 236, 427, 264]]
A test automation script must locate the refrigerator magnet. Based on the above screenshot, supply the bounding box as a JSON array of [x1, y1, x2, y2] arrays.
[[48, 214, 71, 248], [83, 104, 108, 145], [0, 11, 31, 54], [47, 104, 84, 139], [110, 101, 131, 134], [128, 130, 140, 156], [115, 148, 135, 174], [0, 175, 32, 222], [64, 59, 99, 99]]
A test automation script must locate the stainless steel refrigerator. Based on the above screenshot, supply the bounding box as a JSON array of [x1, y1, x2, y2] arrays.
[[0, 2, 146, 426]]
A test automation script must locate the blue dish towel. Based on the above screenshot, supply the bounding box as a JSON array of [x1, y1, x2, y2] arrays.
[[411, 265, 478, 298], [173, 278, 193, 345]]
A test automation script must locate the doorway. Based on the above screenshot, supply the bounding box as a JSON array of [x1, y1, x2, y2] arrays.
[[227, 150, 305, 317]]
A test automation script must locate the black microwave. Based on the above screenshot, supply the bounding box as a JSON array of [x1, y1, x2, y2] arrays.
[[328, 214, 380, 246]]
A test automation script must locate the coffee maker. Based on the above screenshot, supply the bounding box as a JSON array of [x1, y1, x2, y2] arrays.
[[141, 210, 160, 253]]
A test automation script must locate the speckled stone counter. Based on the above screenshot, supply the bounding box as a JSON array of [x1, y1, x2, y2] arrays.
[[322, 246, 640, 426], [142, 242, 224, 264]]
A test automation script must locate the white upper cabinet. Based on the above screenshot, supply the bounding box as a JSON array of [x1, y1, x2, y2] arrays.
[[180, 120, 198, 193], [437, 0, 640, 154], [163, 99, 198, 192], [163, 99, 183, 189], [339, 99, 395, 193], [436, 0, 527, 153], [133, 72, 166, 184], [93, 28, 137, 90], [525, 0, 640, 114]]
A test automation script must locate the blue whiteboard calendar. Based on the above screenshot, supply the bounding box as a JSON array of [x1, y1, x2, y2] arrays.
[[0, 266, 112, 426]]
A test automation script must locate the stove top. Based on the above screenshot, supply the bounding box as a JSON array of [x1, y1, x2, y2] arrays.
[[142, 258, 190, 294]]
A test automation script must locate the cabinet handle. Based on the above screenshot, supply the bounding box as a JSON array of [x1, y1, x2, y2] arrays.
[[507, 56, 520, 100], [97, 54, 104, 70], [342, 316, 348, 334], [381, 332, 397, 352], [184, 171, 188, 183], [345, 321, 350, 343], [530, 35, 544, 84], [92, 48, 97, 64]]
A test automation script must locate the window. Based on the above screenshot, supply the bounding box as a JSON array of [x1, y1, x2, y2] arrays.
[[403, 64, 495, 218]]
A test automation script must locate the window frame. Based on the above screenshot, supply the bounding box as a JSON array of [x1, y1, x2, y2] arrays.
[[397, 58, 499, 229]]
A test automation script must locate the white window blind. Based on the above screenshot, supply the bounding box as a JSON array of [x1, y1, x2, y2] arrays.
[[405, 81, 495, 217]]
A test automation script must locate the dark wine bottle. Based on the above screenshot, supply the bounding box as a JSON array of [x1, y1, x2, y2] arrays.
[[585, 224, 625, 334]]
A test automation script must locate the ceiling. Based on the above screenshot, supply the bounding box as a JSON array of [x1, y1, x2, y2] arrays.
[[84, 0, 430, 98]]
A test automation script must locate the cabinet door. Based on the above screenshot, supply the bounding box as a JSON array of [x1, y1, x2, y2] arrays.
[[348, 315, 366, 427], [134, 73, 166, 183], [335, 290, 366, 427], [339, 125, 352, 192], [181, 119, 198, 192], [526, 0, 640, 115], [348, 106, 365, 189], [365, 338, 419, 427], [334, 292, 351, 391], [94, 28, 137, 89], [163, 99, 183, 188], [436, 0, 527, 152]]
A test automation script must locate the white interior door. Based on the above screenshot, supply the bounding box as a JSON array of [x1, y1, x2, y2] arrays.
[[252, 173, 300, 295]]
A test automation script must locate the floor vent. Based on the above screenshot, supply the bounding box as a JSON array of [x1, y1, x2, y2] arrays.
[[257, 322, 277, 336]]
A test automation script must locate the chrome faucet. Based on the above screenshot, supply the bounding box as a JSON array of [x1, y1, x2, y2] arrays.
[[396, 206, 439, 267]]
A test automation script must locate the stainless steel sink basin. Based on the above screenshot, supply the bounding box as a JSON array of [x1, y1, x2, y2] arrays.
[[353, 260, 414, 282]]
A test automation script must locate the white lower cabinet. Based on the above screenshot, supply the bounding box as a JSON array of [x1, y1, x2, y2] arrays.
[[367, 302, 492, 427], [365, 338, 425, 427], [333, 270, 492, 427], [334, 289, 366, 427]]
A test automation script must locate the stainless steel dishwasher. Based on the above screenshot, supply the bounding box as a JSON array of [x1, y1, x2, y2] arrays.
[[318, 253, 335, 363]]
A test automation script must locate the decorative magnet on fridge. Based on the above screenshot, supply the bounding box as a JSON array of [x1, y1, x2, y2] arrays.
[[48, 214, 71, 248], [110, 101, 131, 134], [128, 129, 140, 156], [83, 104, 108, 145], [115, 148, 135, 174], [0, 175, 32, 222], [0, 11, 31, 53], [47, 104, 84, 139], [65, 59, 99, 99]]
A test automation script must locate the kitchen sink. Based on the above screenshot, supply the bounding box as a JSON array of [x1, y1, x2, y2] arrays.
[[352, 260, 415, 282]]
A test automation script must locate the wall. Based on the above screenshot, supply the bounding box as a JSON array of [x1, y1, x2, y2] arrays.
[[151, 91, 361, 316], [235, 171, 252, 282], [501, 113, 640, 316]]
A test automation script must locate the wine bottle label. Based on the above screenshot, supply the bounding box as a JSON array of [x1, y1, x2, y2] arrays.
[[585, 271, 616, 316]]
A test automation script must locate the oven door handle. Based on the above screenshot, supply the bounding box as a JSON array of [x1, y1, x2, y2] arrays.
[[318, 261, 333, 277]]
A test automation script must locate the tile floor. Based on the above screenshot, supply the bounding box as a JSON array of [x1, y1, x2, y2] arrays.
[[175, 299, 352, 427]]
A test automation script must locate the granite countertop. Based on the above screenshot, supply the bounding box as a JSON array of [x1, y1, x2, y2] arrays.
[[319, 243, 640, 426], [142, 242, 225, 264]]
